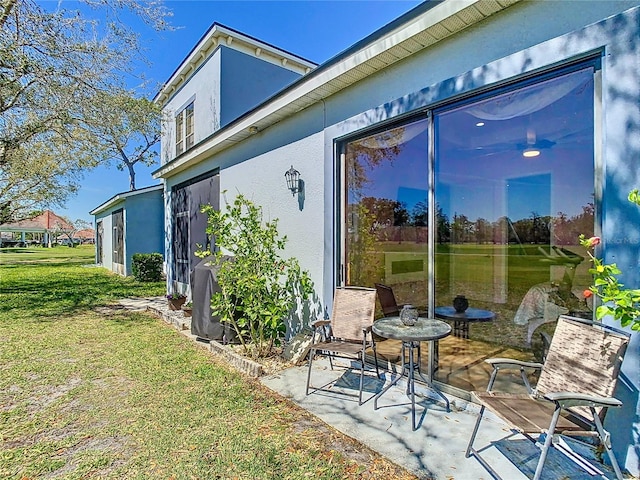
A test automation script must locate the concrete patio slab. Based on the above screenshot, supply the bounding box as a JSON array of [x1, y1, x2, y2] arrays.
[[260, 357, 623, 480]]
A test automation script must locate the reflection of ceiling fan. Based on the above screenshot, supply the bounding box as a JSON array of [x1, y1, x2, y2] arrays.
[[519, 128, 555, 158], [457, 126, 587, 160]]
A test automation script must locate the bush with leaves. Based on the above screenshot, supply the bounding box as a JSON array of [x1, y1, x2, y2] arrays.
[[131, 253, 163, 282], [197, 194, 314, 359], [579, 189, 640, 331]]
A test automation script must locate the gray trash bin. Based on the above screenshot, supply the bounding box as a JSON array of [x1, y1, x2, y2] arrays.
[[190, 255, 236, 343]]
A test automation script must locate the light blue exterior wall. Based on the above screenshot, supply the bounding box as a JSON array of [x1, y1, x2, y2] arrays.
[[124, 189, 165, 275], [162, 2, 639, 472], [219, 47, 301, 128], [318, 3, 639, 473], [92, 188, 164, 276]]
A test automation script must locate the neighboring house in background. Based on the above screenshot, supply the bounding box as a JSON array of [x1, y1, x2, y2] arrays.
[[90, 185, 164, 276], [153, 1, 640, 475], [73, 228, 96, 244], [0, 210, 74, 247]]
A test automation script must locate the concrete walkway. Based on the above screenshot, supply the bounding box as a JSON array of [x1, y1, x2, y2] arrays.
[[120, 297, 623, 480]]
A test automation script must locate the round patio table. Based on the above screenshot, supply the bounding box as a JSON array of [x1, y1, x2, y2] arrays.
[[372, 316, 451, 431], [434, 306, 495, 339]]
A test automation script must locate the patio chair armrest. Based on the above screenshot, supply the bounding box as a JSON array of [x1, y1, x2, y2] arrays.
[[544, 391, 623, 408], [310, 319, 331, 329], [485, 358, 543, 370]]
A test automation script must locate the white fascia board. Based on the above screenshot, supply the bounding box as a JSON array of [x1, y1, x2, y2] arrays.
[[155, 24, 317, 106], [154, 0, 517, 179], [89, 185, 163, 216]]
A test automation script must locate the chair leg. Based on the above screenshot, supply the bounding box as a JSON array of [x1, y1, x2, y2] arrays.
[[372, 339, 380, 378], [305, 348, 315, 396], [592, 408, 624, 480], [533, 404, 562, 480], [465, 405, 485, 458], [358, 355, 365, 405]]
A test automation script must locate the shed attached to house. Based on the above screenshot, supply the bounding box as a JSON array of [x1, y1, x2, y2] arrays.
[[90, 185, 164, 276]]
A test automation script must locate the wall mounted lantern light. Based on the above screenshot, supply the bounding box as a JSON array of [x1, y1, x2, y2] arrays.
[[284, 165, 301, 196]]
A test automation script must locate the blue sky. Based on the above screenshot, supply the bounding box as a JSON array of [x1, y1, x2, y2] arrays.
[[54, 0, 424, 223]]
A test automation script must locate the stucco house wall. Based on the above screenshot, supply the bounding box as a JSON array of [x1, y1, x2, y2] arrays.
[[90, 185, 164, 276], [123, 190, 165, 274], [158, 23, 316, 167], [219, 47, 302, 128], [160, 49, 222, 165], [155, 2, 639, 473]]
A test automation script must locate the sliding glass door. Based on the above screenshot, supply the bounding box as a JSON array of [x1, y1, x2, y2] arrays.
[[344, 119, 430, 308], [341, 62, 597, 392]]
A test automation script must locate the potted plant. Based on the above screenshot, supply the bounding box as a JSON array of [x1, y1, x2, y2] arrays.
[[166, 292, 187, 311], [182, 301, 193, 317]]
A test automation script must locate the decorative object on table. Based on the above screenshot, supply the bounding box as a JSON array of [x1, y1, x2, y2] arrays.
[[166, 292, 187, 310], [400, 304, 419, 326], [453, 295, 469, 313]]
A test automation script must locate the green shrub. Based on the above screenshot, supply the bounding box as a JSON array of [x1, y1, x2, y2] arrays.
[[131, 253, 163, 282], [197, 194, 314, 359]]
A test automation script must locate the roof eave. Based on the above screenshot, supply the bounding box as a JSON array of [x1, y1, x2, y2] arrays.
[[90, 184, 164, 216], [154, 0, 521, 179]]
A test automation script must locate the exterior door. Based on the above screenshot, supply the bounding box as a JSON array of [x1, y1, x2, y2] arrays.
[[112, 209, 124, 275], [96, 221, 103, 264], [171, 172, 220, 285]]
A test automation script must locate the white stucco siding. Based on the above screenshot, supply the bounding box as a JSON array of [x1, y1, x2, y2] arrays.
[[160, 50, 222, 165], [219, 131, 326, 293]]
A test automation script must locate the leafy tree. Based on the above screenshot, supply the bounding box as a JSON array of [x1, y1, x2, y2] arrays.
[[0, 138, 84, 222], [197, 194, 314, 359], [76, 91, 162, 191], [0, 0, 170, 217]]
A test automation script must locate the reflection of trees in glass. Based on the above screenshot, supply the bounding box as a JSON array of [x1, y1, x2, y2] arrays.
[[411, 201, 428, 226], [345, 127, 408, 286], [346, 126, 405, 195], [438, 204, 593, 245], [347, 202, 381, 286], [512, 213, 551, 245], [451, 213, 473, 243], [552, 203, 594, 245], [474, 218, 492, 244], [436, 204, 450, 244]]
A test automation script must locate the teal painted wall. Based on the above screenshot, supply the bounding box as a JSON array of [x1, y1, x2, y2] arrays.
[[125, 189, 165, 275], [219, 46, 301, 128]]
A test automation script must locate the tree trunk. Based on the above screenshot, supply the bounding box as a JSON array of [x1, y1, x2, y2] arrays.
[[128, 163, 136, 191]]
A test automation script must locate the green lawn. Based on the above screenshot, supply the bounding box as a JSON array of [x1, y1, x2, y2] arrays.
[[0, 246, 415, 479]]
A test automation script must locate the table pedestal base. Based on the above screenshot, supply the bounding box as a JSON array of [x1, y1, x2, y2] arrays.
[[373, 340, 450, 431]]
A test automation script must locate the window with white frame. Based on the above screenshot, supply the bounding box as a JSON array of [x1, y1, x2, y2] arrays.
[[175, 102, 194, 156]]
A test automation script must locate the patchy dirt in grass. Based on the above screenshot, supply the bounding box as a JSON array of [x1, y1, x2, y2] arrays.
[[27, 377, 82, 413], [45, 436, 131, 479]]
